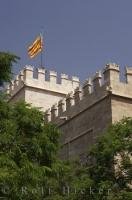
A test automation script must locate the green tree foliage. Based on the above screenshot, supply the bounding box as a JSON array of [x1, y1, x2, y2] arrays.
[[87, 118, 132, 199], [0, 96, 93, 200], [65, 118, 132, 200], [0, 51, 131, 199], [0, 98, 132, 199], [0, 52, 19, 85], [0, 99, 62, 199], [42, 118, 132, 200], [0, 98, 91, 200]]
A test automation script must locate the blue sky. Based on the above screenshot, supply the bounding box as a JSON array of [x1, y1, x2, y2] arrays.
[[1, 0, 132, 82]]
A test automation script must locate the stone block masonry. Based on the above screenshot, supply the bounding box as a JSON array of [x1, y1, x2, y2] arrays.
[[7, 63, 132, 160], [7, 66, 79, 111]]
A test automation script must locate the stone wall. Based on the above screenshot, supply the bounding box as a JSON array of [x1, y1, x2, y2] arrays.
[[59, 96, 112, 160], [112, 96, 132, 123], [45, 63, 132, 160], [7, 63, 132, 160], [7, 66, 79, 111]]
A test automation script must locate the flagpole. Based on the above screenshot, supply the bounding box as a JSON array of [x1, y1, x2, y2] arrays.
[[40, 47, 43, 67], [40, 33, 44, 68]]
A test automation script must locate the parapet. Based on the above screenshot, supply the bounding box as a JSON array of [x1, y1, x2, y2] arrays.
[[7, 65, 80, 97], [103, 63, 120, 85], [74, 86, 82, 104], [93, 71, 102, 91], [125, 66, 132, 84], [6, 63, 132, 123], [82, 78, 92, 96], [45, 63, 132, 123]]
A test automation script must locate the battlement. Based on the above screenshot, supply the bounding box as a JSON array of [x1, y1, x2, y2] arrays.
[[7, 65, 80, 97], [6, 62, 132, 160], [45, 63, 132, 123]]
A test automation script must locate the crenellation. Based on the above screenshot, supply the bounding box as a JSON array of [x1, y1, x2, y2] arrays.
[[23, 65, 34, 80], [61, 73, 70, 85], [7, 63, 132, 160], [58, 98, 66, 116], [103, 63, 120, 85], [37, 68, 46, 81], [72, 76, 80, 89], [8, 64, 132, 124], [8, 65, 132, 107], [19, 70, 24, 81], [92, 71, 102, 92], [7, 66, 80, 105], [51, 103, 58, 121], [49, 70, 57, 84], [14, 75, 19, 87], [82, 78, 92, 96], [47, 65, 132, 125], [125, 66, 132, 84], [74, 86, 82, 104], [104, 62, 119, 71], [61, 73, 68, 79], [66, 92, 74, 111], [72, 76, 79, 82]]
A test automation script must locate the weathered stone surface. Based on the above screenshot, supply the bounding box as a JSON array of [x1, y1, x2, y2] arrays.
[[7, 64, 132, 160], [8, 67, 80, 111]]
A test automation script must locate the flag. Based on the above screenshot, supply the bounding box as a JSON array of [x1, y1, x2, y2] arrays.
[[28, 34, 43, 58]]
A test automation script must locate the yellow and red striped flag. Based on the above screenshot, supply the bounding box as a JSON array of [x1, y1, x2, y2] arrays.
[[28, 34, 43, 58]]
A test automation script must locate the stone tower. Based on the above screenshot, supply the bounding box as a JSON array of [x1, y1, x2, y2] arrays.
[[7, 65, 79, 111], [7, 63, 132, 161]]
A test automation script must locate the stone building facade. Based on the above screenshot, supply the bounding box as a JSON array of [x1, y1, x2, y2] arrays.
[[7, 63, 132, 160]]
